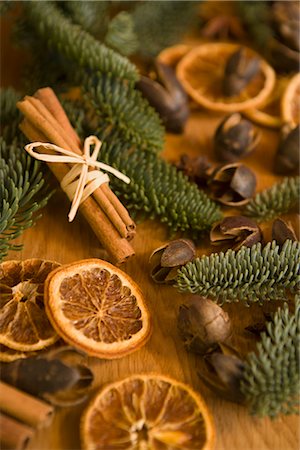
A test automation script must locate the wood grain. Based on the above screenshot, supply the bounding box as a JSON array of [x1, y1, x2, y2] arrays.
[[1, 11, 299, 450]]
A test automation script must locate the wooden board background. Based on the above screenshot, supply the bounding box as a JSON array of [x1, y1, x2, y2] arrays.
[[1, 8, 299, 450]]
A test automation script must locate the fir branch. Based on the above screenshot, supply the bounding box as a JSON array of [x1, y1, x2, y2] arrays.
[[245, 177, 300, 222], [59, 1, 109, 38], [105, 11, 139, 56], [0, 87, 21, 124], [0, 138, 52, 261], [132, 1, 199, 57], [236, 1, 273, 49], [176, 240, 300, 304], [23, 1, 138, 83], [241, 296, 300, 417], [83, 73, 164, 153]]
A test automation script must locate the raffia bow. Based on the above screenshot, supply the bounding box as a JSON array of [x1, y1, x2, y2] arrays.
[[25, 135, 130, 222]]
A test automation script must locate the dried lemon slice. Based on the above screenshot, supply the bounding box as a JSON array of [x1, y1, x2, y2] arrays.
[[176, 43, 276, 112], [281, 72, 300, 129], [81, 374, 215, 450], [0, 259, 60, 352], [44, 259, 152, 358]]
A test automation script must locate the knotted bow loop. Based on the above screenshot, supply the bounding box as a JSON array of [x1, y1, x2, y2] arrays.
[[25, 135, 130, 222]]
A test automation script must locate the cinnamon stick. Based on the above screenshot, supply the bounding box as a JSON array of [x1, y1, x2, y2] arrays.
[[0, 413, 34, 450], [0, 381, 53, 429]]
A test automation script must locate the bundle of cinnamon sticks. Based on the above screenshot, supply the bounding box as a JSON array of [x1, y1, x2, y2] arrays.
[[17, 88, 136, 264]]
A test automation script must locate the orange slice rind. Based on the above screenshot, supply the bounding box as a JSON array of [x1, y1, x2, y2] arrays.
[[44, 259, 152, 359], [281, 72, 300, 129], [80, 373, 215, 450], [0, 259, 60, 352], [176, 43, 276, 112], [157, 44, 194, 69]]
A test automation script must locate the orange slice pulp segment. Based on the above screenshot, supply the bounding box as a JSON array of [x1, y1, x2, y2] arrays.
[[44, 259, 152, 358], [176, 43, 276, 112], [0, 259, 60, 351], [81, 374, 215, 450]]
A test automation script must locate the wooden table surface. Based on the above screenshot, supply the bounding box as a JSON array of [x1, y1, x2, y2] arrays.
[[2, 10, 299, 450]]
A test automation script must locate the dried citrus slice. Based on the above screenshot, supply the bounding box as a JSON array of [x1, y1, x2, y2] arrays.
[[0, 343, 33, 362], [0, 259, 60, 351], [44, 259, 152, 358], [281, 72, 300, 128], [243, 76, 289, 128], [176, 43, 276, 112], [157, 44, 194, 69], [81, 374, 215, 450]]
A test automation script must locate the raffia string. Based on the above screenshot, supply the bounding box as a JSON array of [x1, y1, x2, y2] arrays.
[[25, 135, 130, 222]]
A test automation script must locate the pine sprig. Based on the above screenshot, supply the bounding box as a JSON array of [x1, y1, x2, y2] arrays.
[[245, 177, 300, 222], [23, 1, 138, 83], [176, 240, 300, 304], [241, 297, 300, 417], [83, 74, 164, 153], [0, 88, 22, 142], [105, 11, 139, 56], [0, 138, 52, 261]]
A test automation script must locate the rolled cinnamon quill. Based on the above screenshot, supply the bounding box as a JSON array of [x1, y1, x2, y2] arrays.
[[0, 382, 54, 429], [0, 413, 34, 450], [17, 88, 135, 264]]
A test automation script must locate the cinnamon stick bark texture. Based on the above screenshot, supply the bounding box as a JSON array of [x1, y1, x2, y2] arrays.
[[0, 412, 34, 450], [0, 382, 54, 429], [17, 88, 135, 264]]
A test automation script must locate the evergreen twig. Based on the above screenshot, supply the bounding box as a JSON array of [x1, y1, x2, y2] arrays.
[[241, 296, 300, 417], [176, 240, 300, 304], [105, 11, 139, 56], [245, 177, 300, 222]]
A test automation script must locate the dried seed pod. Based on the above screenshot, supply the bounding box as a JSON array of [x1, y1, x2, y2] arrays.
[[0, 346, 93, 407], [210, 216, 262, 250], [272, 217, 298, 247], [149, 239, 195, 284], [174, 154, 211, 186], [177, 296, 232, 354], [223, 47, 260, 97], [274, 125, 300, 175], [272, 1, 300, 52], [208, 163, 257, 206], [137, 61, 189, 133], [214, 113, 260, 162]]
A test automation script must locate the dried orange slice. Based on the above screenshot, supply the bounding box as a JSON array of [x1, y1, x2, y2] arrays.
[[0, 343, 33, 362], [0, 259, 60, 352], [281, 72, 300, 129], [81, 374, 215, 450], [176, 43, 276, 112], [157, 44, 194, 69], [44, 259, 152, 358]]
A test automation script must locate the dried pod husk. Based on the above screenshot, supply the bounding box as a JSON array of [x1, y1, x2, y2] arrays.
[[136, 61, 189, 133], [223, 47, 260, 97], [208, 163, 257, 206], [272, 1, 300, 52], [214, 113, 260, 162], [274, 125, 300, 175], [198, 352, 245, 403], [177, 296, 232, 354], [0, 346, 93, 407], [272, 217, 298, 247], [210, 215, 262, 251], [149, 239, 195, 284], [174, 154, 211, 186]]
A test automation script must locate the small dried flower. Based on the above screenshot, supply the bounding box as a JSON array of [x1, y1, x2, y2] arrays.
[[149, 239, 195, 284], [214, 113, 260, 162], [274, 125, 300, 175], [174, 154, 211, 185], [137, 61, 189, 133], [208, 163, 257, 206], [177, 296, 232, 354], [210, 216, 262, 251], [272, 217, 298, 247], [223, 47, 260, 97]]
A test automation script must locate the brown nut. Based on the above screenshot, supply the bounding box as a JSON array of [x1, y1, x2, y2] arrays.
[[149, 239, 195, 284], [208, 163, 257, 206], [272, 217, 298, 247], [223, 47, 260, 97], [274, 125, 300, 175], [174, 154, 211, 186], [210, 216, 262, 251], [214, 113, 260, 162]]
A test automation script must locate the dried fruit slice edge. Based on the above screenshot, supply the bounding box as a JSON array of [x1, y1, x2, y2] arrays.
[[80, 373, 216, 450], [281, 72, 300, 128], [44, 259, 152, 358]]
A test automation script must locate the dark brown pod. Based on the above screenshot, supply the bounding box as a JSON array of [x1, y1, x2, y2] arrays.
[[174, 154, 211, 186], [208, 163, 257, 206], [210, 216, 262, 250], [223, 47, 260, 97], [214, 113, 260, 162], [149, 239, 195, 284], [272, 217, 298, 247], [272, 1, 300, 52], [274, 125, 300, 175], [136, 61, 189, 133], [177, 296, 232, 355]]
